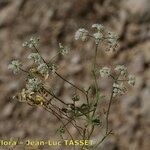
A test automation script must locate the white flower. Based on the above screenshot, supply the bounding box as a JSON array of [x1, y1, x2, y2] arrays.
[[22, 42, 28, 47], [93, 32, 103, 39], [92, 24, 104, 30], [100, 67, 111, 78], [37, 63, 49, 75], [50, 64, 57, 74], [8, 60, 22, 74], [22, 37, 39, 48], [113, 82, 126, 97], [75, 28, 89, 41], [128, 75, 135, 86], [28, 53, 43, 64], [26, 77, 42, 92], [114, 65, 127, 75], [107, 32, 118, 49], [59, 43, 69, 55], [93, 32, 103, 44]]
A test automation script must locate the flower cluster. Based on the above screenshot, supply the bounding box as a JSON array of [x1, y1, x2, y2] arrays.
[[107, 32, 118, 50], [75, 23, 118, 50], [93, 32, 103, 44], [128, 75, 135, 86], [112, 83, 126, 97], [92, 24, 104, 44], [49, 64, 57, 74], [8, 60, 22, 74], [22, 37, 40, 48], [114, 65, 127, 76], [100, 67, 111, 78], [28, 52, 49, 78], [100, 65, 135, 97], [26, 77, 43, 92], [75, 28, 89, 41], [37, 63, 49, 77], [92, 24, 104, 31], [28, 53, 42, 64], [59, 43, 69, 55]]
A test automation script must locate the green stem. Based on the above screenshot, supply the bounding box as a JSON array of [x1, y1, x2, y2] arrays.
[[81, 43, 99, 148], [91, 43, 99, 117], [105, 88, 113, 134], [105, 73, 120, 134], [88, 125, 95, 139], [93, 43, 98, 71]]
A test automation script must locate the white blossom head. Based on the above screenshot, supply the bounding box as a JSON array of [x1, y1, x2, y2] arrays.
[[128, 75, 135, 86], [75, 28, 89, 41], [107, 32, 118, 49], [28, 53, 43, 64], [59, 43, 69, 55], [92, 24, 104, 31], [100, 67, 111, 78], [114, 65, 127, 76], [22, 37, 39, 48], [8, 60, 22, 74], [113, 82, 126, 97], [50, 64, 57, 74], [37, 63, 49, 76], [26, 77, 42, 92], [93, 32, 103, 44]]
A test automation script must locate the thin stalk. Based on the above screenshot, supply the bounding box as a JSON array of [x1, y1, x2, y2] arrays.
[[55, 72, 86, 95], [43, 87, 67, 106], [81, 125, 87, 149], [109, 74, 116, 80], [48, 52, 60, 64], [48, 97, 84, 136], [88, 125, 95, 139], [20, 68, 28, 74], [91, 43, 99, 117], [85, 92, 90, 110], [33, 45, 48, 65], [105, 88, 113, 134], [43, 105, 75, 150], [50, 102, 83, 137], [91, 129, 113, 149], [105, 72, 121, 134], [93, 43, 98, 71], [82, 43, 99, 145]]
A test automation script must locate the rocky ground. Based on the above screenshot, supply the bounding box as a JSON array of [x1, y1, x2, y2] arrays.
[[0, 0, 149, 150]]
